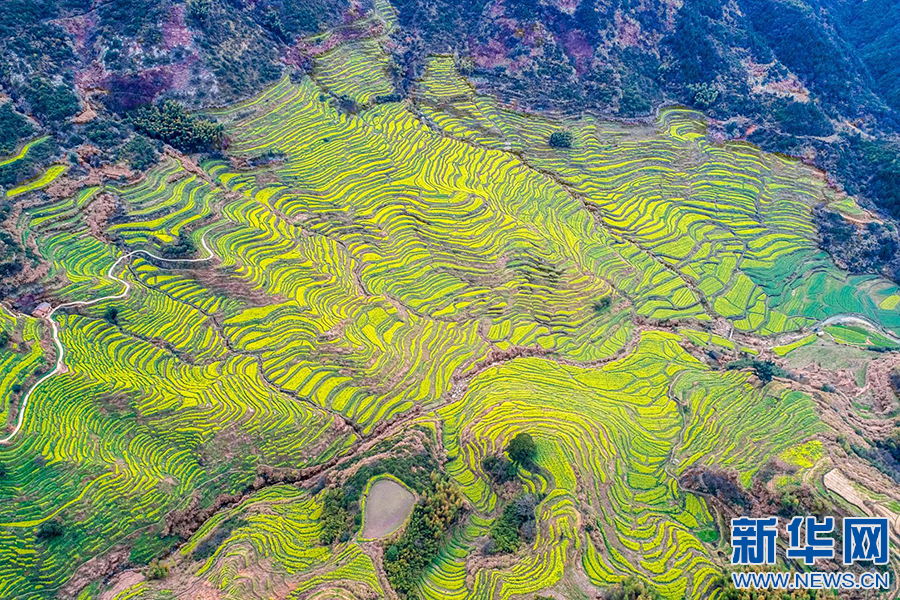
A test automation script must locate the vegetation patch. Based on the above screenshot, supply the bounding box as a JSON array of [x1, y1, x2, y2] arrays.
[[486, 493, 538, 554], [725, 358, 789, 383], [383, 475, 464, 597], [130, 101, 225, 152]]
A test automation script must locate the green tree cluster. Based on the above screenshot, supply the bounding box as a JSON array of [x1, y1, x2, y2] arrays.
[[130, 101, 224, 152], [488, 493, 538, 553], [187, 0, 213, 26], [383, 474, 464, 597], [507, 432, 537, 465], [161, 230, 197, 258], [548, 130, 573, 148], [603, 576, 663, 599], [119, 135, 159, 171], [481, 454, 517, 484], [0, 103, 34, 155], [725, 359, 787, 384], [35, 518, 64, 541], [319, 488, 353, 545], [23, 78, 80, 124], [103, 307, 119, 325]]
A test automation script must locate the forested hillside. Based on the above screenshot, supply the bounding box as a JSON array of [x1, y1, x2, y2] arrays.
[[3, 0, 900, 241]]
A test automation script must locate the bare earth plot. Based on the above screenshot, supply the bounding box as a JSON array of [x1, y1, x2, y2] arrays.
[[361, 478, 416, 539]]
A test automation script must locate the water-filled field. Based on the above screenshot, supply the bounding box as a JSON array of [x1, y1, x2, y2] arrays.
[[362, 478, 416, 539]]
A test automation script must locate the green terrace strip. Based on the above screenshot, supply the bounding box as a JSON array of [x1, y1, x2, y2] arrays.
[[6, 164, 66, 197], [0, 136, 49, 169], [0, 32, 896, 600]]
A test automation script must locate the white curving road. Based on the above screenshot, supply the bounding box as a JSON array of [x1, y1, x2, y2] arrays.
[[816, 313, 900, 345], [0, 230, 217, 445]]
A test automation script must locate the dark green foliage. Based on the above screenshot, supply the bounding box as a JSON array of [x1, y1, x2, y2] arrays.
[[725, 359, 787, 383], [890, 371, 900, 399], [487, 493, 537, 554], [876, 427, 900, 465], [254, 0, 344, 37], [104, 307, 119, 325], [373, 93, 402, 104], [680, 467, 750, 509], [773, 99, 833, 137], [119, 136, 159, 171], [603, 576, 663, 600], [481, 454, 517, 484], [618, 83, 652, 117], [740, 0, 864, 112], [0, 2, 76, 87], [0, 103, 34, 155], [97, 0, 165, 37], [665, 0, 725, 85], [834, 0, 900, 114], [815, 206, 900, 279], [188, 0, 214, 27], [0, 331, 9, 349], [548, 130, 572, 148], [130, 101, 224, 152], [506, 432, 537, 465], [0, 259, 23, 279], [22, 78, 79, 124], [0, 135, 54, 188], [316, 451, 439, 546], [592, 297, 612, 313], [852, 438, 900, 484], [192, 516, 247, 561], [208, 50, 283, 98], [752, 360, 775, 383], [83, 119, 124, 150], [337, 95, 358, 115], [319, 489, 353, 545], [35, 518, 64, 541], [161, 231, 197, 259], [259, 7, 286, 39], [383, 475, 463, 597], [341, 451, 438, 505], [832, 136, 900, 221]]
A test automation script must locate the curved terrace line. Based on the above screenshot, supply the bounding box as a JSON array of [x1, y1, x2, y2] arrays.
[[0, 228, 218, 445]]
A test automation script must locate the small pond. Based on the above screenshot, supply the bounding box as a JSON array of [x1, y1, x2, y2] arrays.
[[361, 478, 416, 539]]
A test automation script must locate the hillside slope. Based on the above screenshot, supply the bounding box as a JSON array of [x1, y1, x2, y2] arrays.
[[1, 21, 900, 597]]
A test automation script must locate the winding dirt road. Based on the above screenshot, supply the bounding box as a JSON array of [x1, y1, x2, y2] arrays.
[[0, 229, 218, 445]]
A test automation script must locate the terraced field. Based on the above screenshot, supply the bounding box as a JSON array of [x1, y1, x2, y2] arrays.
[[1, 25, 899, 600]]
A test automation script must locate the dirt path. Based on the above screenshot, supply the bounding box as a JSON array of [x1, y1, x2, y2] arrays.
[[0, 228, 219, 445]]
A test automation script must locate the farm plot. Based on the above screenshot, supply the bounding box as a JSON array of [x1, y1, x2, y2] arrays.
[[431, 331, 821, 599], [416, 59, 900, 337]]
